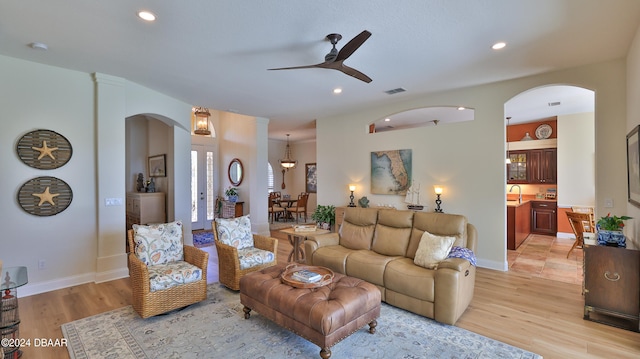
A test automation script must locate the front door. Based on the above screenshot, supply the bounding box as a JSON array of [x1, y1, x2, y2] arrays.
[[191, 145, 215, 230]]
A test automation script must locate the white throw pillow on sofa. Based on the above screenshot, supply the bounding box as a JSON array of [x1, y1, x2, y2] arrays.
[[414, 231, 455, 269]]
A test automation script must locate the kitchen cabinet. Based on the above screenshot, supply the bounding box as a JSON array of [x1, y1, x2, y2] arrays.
[[507, 148, 556, 184], [531, 201, 557, 235], [529, 148, 557, 184], [507, 201, 531, 250], [584, 244, 640, 332], [507, 151, 528, 184]]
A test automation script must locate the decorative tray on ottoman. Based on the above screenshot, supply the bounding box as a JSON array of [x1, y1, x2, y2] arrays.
[[280, 263, 334, 288]]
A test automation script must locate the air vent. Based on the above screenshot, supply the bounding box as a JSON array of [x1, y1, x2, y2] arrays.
[[548, 101, 561, 107], [384, 87, 406, 95]]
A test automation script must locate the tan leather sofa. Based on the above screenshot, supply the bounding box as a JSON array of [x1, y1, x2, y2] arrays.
[[305, 207, 478, 325]]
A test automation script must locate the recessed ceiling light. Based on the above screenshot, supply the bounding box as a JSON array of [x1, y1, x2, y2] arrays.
[[457, 106, 465, 110], [491, 42, 506, 50], [384, 118, 391, 122], [138, 11, 156, 21], [333, 88, 342, 94]]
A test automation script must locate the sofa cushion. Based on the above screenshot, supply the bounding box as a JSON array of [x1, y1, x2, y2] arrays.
[[407, 212, 467, 259], [148, 260, 202, 292], [339, 208, 378, 250], [345, 250, 399, 287], [414, 231, 455, 269], [215, 214, 253, 250], [237, 247, 276, 270], [385, 258, 435, 302], [372, 209, 413, 256], [132, 221, 184, 266], [311, 245, 355, 274]]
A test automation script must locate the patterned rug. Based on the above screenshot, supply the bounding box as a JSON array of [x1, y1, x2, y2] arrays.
[[61, 284, 542, 359]]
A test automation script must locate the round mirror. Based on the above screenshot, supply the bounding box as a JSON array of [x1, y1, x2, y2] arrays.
[[228, 158, 244, 186]]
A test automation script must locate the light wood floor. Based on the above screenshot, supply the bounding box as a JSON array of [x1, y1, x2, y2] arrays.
[[15, 230, 640, 359]]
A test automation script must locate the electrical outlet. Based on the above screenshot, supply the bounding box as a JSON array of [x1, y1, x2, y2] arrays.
[[604, 198, 614, 208], [38, 259, 46, 270]]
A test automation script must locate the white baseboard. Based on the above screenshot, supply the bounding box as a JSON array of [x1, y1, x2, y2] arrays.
[[556, 231, 575, 239], [477, 258, 508, 271], [17, 269, 130, 297]]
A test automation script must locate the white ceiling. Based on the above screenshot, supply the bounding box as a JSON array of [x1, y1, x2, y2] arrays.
[[1, 1, 638, 141]]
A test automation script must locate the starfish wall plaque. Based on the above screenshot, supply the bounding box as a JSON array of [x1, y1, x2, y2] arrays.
[[16, 129, 72, 169]]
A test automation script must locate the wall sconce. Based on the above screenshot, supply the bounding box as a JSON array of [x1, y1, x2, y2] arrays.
[[434, 185, 444, 213], [348, 185, 356, 207], [193, 107, 211, 136]]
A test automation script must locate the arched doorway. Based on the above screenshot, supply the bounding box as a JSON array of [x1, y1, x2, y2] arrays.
[[504, 85, 595, 283]]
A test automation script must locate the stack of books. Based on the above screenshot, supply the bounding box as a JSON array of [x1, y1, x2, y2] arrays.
[[292, 269, 322, 283], [293, 225, 317, 232]]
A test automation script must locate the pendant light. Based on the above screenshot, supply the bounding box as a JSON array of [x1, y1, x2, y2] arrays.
[[506, 117, 511, 164], [193, 107, 211, 136], [279, 134, 297, 170]]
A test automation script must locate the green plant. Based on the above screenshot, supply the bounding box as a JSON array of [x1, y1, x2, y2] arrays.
[[597, 213, 632, 231], [225, 186, 238, 197], [311, 205, 336, 224]]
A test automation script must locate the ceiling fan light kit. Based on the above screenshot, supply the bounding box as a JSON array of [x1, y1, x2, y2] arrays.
[[268, 30, 372, 83]]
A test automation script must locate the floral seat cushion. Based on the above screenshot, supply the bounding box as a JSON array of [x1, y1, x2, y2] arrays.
[[215, 215, 254, 250], [148, 261, 203, 292], [238, 247, 276, 270], [133, 221, 184, 266]]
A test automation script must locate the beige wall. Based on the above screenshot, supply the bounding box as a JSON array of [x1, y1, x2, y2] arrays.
[[626, 24, 640, 250], [318, 59, 628, 270]]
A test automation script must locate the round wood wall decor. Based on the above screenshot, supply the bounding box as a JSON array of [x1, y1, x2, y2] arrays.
[[16, 129, 73, 169], [17, 176, 73, 216]]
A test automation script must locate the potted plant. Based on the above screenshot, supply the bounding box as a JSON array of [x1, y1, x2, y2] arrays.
[[225, 186, 239, 202], [596, 213, 632, 247], [311, 205, 336, 230]]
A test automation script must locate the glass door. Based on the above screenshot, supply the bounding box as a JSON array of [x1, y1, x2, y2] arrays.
[[191, 145, 215, 230]]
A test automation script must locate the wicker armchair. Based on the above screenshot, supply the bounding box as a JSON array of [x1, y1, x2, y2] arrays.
[[127, 221, 209, 318], [213, 215, 278, 290]]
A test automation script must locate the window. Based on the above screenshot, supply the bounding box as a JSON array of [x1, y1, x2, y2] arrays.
[[268, 162, 274, 192]]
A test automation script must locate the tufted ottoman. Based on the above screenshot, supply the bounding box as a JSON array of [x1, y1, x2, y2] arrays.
[[239, 264, 381, 359]]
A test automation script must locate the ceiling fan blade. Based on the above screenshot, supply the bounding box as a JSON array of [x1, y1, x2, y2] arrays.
[[337, 64, 372, 83], [268, 64, 323, 71], [335, 30, 371, 62]]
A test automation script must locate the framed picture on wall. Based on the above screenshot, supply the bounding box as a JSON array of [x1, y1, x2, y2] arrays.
[[148, 154, 166, 177], [627, 125, 640, 207], [305, 163, 317, 193]]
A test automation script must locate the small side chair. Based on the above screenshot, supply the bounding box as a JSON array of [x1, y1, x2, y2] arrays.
[[127, 221, 209, 318], [213, 214, 278, 290]]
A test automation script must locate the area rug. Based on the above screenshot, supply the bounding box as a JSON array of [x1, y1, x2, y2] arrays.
[[62, 284, 542, 359]]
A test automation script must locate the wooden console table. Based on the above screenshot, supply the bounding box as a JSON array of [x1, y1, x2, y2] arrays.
[[583, 244, 640, 331]]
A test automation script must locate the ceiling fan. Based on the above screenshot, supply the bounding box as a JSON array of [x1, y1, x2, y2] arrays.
[[268, 30, 372, 83]]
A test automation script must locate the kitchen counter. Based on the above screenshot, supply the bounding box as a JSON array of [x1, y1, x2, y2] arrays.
[[507, 198, 557, 207]]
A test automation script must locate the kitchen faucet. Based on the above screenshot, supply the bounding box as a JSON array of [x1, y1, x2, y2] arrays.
[[509, 184, 522, 203]]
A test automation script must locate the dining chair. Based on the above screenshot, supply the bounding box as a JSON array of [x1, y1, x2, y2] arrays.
[[570, 206, 596, 232], [289, 193, 309, 223], [566, 211, 593, 258], [268, 196, 285, 223]]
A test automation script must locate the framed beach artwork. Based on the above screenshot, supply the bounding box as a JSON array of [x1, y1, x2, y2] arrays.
[[370, 149, 412, 195], [148, 154, 166, 177], [627, 125, 640, 207], [305, 163, 317, 193]]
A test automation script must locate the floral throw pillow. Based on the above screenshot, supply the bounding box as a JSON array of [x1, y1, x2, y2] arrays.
[[133, 221, 184, 266], [215, 215, 254, 250]]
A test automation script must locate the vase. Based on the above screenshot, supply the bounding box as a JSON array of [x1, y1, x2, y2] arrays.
[[597, 230, 626, 248], [227, 195, 238, 203], [317, 222, 331, 231]]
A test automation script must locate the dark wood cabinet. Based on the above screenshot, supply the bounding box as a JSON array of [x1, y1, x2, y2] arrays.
[[529, 148, 557, 184], [531, 201, 557, 235], [507, 201, 531, 250], [507, 148, 556, 184], [584, 245, 640, 332]]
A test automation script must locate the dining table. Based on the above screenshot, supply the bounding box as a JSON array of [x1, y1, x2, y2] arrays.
[[275, 198, 298, 221]]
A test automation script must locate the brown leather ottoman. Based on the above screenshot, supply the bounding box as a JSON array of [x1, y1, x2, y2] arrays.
[[239, 264, 381, 359]]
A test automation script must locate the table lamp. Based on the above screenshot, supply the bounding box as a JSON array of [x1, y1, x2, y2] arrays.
[[348, 185, 356, 207], [434, 185, 444, 213]]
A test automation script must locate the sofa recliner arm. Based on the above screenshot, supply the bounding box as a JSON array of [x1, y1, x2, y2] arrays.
[[308, 232, 339, 247], [437, 257, 472, 273]]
